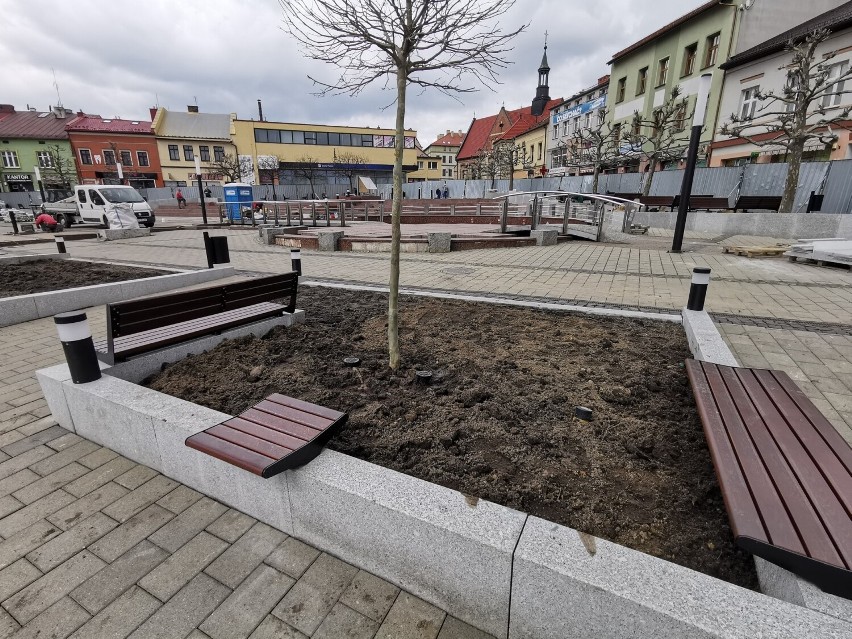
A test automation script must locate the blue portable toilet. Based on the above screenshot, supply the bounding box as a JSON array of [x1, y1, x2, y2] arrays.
[[223, 183, 253, 221]]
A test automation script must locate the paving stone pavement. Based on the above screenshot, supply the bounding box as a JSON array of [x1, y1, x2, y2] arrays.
[[2, 227, 851, 636]]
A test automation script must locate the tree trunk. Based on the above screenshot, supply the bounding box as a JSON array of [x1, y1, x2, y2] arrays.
[[388, 67, 407, 370], [780, 139, 804, 213], [642, 159, 657, 197], [592, 165, 601, 194]]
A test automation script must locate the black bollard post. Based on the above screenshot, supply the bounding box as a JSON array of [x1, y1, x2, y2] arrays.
[[687, 267, 711, 311], [54, 312, 101, 384], [202, 232, 214, 269], [291, 248, 302, 276], [9, 211, 19, 235], [55, 237, 66, 254]]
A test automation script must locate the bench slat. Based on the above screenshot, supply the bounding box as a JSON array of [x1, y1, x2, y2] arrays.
[[692, 362, 778, 545], [267, 393, 346, 422], [221, 417, 307, 451], [721, 366, 841, 565], [253, 398, 337, 431], [186, 431, 277, 475], [205, 424, 293, 459], [240, 408, 321, 441]]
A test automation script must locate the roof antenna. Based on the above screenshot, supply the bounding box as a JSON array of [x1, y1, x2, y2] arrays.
[[52, 68, 64, 108]]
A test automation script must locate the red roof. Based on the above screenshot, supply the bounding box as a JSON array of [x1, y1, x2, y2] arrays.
[[609, 0, 720, 63], [457, 99, 562, 160], [65, 115, 153, 135], [430, 131, 465, 147], [0, 107, 77, 140]]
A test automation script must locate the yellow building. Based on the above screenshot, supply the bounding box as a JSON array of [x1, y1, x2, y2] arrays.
[[406, 142, 443, 182], [231, 118, 418, 196], [505, 121, 549, 179], [151, 106, 238, 187]]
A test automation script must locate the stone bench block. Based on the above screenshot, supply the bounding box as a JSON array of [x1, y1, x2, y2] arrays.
[[97, 228, 151, 241], [510, 516, 851, 639], [427, 232, 452, 253], [530, 229, 557, 246], [287, 449, 525, 638], [682, 309, 739, 367], [317, 230, 344, 252]]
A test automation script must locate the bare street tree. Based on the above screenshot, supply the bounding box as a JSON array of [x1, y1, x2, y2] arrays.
[[281, 0, 525, 369], [210, 153, 253, 184], [720, 28, 852, 213], [628, 86, 690, 196], [333, 151, 369, 193], [257, 154, 282, 200], [562, 112, 622, 194], [292, 156, 322, 198], [43, 143, 78, 195]]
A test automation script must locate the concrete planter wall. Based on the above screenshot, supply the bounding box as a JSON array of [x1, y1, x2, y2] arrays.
[[0, 264, 235, 327]]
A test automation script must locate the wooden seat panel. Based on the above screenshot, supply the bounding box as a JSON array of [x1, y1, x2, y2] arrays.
[[186, 394, 347, 478], [686, 359, 852, 599]]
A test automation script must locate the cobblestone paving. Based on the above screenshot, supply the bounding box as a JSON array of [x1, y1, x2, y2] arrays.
[[1, 227, 851, 637]]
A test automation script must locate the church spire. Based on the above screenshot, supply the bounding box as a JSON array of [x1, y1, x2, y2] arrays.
[[531, 34, 551, 117]]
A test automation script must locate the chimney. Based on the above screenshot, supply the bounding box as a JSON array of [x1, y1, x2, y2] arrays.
[[149, 107, 158, 120], [187, 105, 199, 113], [52, 105, 66, 119], [598, 75, 610, 85], [0, 104, 14, 115], [257, 99, 264, 122]]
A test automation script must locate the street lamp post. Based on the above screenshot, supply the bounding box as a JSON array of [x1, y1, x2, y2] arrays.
[[195, 156, 208, 226], [33, 165, 46, 204], [672, 73, 713, 253]]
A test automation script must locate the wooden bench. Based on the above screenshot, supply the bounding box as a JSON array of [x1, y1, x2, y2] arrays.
[[733, 195, 782, 212], [686, 360, 852, 598], [637, 195, 675, 210], [95, 273, 298, 364], [185, 393, 347, 477], [605, 191, 641, 201]]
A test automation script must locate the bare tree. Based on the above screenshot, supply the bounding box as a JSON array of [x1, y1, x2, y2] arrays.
[[562, 112, 622, 193], [257, 155, 282, 200], [281, 0, 525, 369], [720, 28, 852, 212], [628, 85, 690, 196], [292, 156, 322, 198], [209, 153, 253, 183], [42, 143, 78, 194], [333, 151, 369, 192]]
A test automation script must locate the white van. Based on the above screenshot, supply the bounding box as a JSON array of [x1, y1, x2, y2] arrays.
[[43, 185, 155, 228]]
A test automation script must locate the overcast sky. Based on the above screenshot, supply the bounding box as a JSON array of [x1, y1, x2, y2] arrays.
[[3, 0, 706, 146]]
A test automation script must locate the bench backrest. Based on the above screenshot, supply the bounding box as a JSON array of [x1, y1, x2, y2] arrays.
[[107, 272, 298, 341], [735, 195, 782, 210]]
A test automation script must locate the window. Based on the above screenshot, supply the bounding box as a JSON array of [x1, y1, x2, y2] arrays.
[[89, 190, 105, 206], [137, 151, 150, 167], [704, 33, 720, 68], [304, 132, 317, 145], [616, 77, 626, 103], [418, 161, 424, 169], [584, 113, 591, 129], [254, 129, 269, 143], [683, 43, 697, 76], [168, 144, 179, 161], [120, 150, 132, 166], [199, 145, 210, 162], [183, 145, 194, 161], [637, 67, 648, 95], [328, 132, 340, 145], [428, 161, 438, 170], [37, 151, 54, 168], [103, 149, 116, 166], [657, 57, 669, 86], [573, 117, 580, 133], [361, 134, 374, 147], [822, 61, 849, 108], [292, 131, 304, 144], [213, 146, 225, 161], [1, 150, 19, 168], [266, 130, 281, 143], [77, 189, 87, 203], [740, 86, 760, 120], [277, 130, 291, 143], [317, 132, 328, 145], [537, 142, 542, 161], [674, 104, 687, 132], [79, 149, 92, 165], [553, 126, 558, 139]]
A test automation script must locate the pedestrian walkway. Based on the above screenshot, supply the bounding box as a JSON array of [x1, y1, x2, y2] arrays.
[[1, 226, 851, 637]]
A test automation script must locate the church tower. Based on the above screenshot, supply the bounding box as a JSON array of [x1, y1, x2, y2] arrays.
[[531, 38, 551, 116]]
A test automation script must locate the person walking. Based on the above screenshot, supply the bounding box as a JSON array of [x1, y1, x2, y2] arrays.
[[175, 189, 186, 209], [443, 185, 449, 199]]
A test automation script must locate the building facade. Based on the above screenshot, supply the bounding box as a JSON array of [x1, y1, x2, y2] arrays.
[[547, 76, 609, 176], [0, 105, 78, 196], [425, 130, 464, 179], [231, 118, 417, 195], [712, 5, 852, 166], [65, 116, 163, 188], [406, 141, 444, 182], [151, 106, 238, 187]]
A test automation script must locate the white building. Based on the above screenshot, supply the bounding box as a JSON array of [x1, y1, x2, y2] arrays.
[[711, 3, 852, 166], [547, 76, 609, 176]]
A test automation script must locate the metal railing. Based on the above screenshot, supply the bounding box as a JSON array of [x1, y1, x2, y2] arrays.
[[214, 199, 387, 228]]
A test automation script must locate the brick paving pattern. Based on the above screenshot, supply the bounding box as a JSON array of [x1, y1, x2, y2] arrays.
[[1, 226, 851, 636]]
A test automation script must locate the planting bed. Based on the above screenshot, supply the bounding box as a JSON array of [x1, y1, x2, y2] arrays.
[[0, 259, 167, 297], [146, 285, 758, 589]]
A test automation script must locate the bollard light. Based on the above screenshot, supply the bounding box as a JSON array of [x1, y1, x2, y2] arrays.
[[55, 237, 66, 254], [54, 312, 101, 384], [291, 248, 302, 276], [687, 267, 711, 311]]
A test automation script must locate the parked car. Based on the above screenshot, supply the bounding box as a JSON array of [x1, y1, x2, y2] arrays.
[[41, 185, 155, 228]]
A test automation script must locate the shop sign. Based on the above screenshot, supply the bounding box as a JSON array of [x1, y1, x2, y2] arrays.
[[5, 174, 31, 181], [552, 95, 607, 125]]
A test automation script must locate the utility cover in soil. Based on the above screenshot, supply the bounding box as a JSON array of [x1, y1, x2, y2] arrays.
[[146, 285, 758, 589]]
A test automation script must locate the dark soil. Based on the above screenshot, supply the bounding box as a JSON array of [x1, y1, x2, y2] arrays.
[[0, 260, 168, 297], [146, 285, 758, 590]]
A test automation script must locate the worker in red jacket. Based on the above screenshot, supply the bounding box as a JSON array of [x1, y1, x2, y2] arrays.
[[34, 212, 63, 232]]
